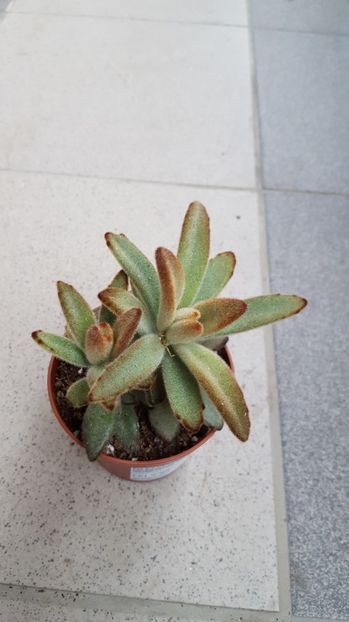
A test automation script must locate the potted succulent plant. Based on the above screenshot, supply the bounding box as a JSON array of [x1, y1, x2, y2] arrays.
[[32, 202, 306, 481]]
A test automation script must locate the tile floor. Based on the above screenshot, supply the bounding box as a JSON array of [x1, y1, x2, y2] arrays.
[[0, 1, 347, 621]]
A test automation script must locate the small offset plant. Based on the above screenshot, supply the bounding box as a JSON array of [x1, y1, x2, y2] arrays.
[[32, 202, 306, 462]]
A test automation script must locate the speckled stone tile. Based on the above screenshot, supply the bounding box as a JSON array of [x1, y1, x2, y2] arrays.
[[250, 0, 349, 35], [8, 0, 248, 25], [0, 13, 255, 189], [266, 191, 349, 618], [254, 29, 349, 194], [0, 172, 279, 610]]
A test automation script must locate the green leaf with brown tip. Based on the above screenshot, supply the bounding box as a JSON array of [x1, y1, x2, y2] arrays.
[[174, 343, 250, 441], [165, 318, 203, 345], [57, 281, 95, 348], [89, 334, 164, 403], [174, 307, 201, 321], [100, 270, 128, 324], [66, 378, 89, 407], [213, 294, 308, 336], [114, 400, 140, 453], [105, 233, 160, 317], [177, 202, 210, 306], [113, 308, 142, 356], [161, 351, 203, 431], [82, 403, 116, 461], [156, 247, 185, 332], [85, 322, 114, 365], [98, 288, 154, 335], [149, 400, 180, 442], [194, 298, 247, 336], [32, 331, 89, 367], [194, 251, 236, 302], [201, 388, 224, 430]]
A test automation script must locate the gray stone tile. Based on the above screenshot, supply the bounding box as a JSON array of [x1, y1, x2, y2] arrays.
[[0, 13, 255, 188], [251, 0, 349, 35], [266, 191, 349, 618], [255, 30, 349, 194]]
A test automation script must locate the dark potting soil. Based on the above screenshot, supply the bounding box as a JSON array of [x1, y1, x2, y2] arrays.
[[54, 360, 210, 461]]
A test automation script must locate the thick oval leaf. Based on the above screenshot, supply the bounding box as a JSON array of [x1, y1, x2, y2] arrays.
[[32, 331, 89, 367], [161, 351, 203, 431], [194, 252, 236, 302], [100, 269, 128, 324], [174, 343, 250, 441], [89, 334, 164, 403], [213, 294, 308, 336], [149, 400, 180, 442], [174, 307, 201, 321], [113, 308, 142, 356], [82, 403, 116, 461], [114, 401, 140, 453], [85, 322, 114, 365], [98, 288, 154, 335], [105, 233, 160, 318], [66, 377, 89, 407], [165, 318, 203, 345], [177, 202, 210, 307], [201, 388, 224, 430], [194, 298, 246, 336], [57, 281, 95, 348], [156, 247, 184, 332]]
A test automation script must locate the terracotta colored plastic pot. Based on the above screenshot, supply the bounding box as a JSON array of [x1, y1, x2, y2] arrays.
[[47, 347, 233, 482]]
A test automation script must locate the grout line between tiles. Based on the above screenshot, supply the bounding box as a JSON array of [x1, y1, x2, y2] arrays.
[[253, 24, 349, 39], [247, 1, 292, 620], [0, 166, 258, 193], [2, 9, 248, 29], [0, 583, 287, 621], [2, 167, 349, 200]]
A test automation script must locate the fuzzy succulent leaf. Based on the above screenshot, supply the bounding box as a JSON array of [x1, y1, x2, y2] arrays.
[[82, 403, 116, 461], [194, 298, 247, 336], [156, 247, 185, 332], [148, 400, 180, 442], [113, 308, 142, 356], [32, 331, 89, 367], [213, 294, 307, 336], [89, 334, 164, 403], [114, 401, 140, 453], [105, 233, 160, 317], [174, 343, 250, 441], [194, 251, 236, 302], [198, 336, 228, 351], [161, 351, 203, 431], [86, 364, 105, 387], [201, 388, 224, 430], [174, 307, 201, 321], [66, 378, 89, 407], [57, 281, 95, 348], [84, 322, 114, 365], [100, 270, 128, 324], [98, 288, 154, 335], [165, 318, 203, 345], [177, 202, 210, 307]]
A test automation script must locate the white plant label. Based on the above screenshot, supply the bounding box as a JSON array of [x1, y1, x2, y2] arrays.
[[130, 457, 187, 481]]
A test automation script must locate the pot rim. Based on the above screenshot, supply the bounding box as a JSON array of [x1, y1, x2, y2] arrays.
[[47, 346, 233, 467]]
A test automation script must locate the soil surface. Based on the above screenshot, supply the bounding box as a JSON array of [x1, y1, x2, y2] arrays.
[[54, 360, 210, 461]]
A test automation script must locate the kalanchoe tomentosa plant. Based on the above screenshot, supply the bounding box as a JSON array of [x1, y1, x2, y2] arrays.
[[32, 201, 307, 462]]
